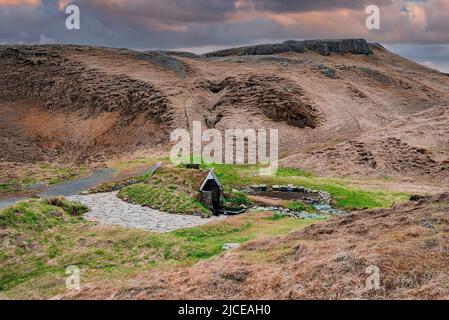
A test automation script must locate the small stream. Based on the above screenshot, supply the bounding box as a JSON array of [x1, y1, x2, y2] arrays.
[[0, 168, 116, 210], [247, 189, 347, 219]]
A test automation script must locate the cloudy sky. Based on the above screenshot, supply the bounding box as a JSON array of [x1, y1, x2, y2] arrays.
[[1, 0, 448, 72]]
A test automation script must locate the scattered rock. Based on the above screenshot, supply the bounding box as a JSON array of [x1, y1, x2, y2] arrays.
[[334, 252, 351, 262], [250, 185, 268, 191], [410, 195, 426, 202], [222, 243, 241, 250], [137, 51, 188, 78], [251, 206, 332, 220], [248, 185, 332, 205], [220, 269, 251, 282], [313, 204, 346, 216], [421, 219, 435, 229], [316, 64, 338, 79]]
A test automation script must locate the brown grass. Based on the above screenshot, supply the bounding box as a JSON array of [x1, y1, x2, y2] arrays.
[[60, 194, 449, 300]]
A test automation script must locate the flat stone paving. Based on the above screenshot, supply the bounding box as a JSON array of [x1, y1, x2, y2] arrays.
[[69, 192, 226, 232]]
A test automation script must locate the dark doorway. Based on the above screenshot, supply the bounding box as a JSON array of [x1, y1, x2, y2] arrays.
[[201, 179, 222, 212]]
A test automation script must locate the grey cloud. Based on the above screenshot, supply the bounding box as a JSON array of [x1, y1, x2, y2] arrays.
[[0, 0, 448, 72], [238, 0, 391, 12]]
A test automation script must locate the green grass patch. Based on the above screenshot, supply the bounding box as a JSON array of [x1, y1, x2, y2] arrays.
[[275, 167, 315, 178], [225, 191, 250, 207], [44, 197, 89, 216], [0, 180, 20, 195], [286, 200, 315, 212], [0, 199, 319, 299], [110, 156, 171, 171], [0, 197, 87, 230], [0, 164, 88, 197], [118, 183, 210, 215], [200, 164, 408, 210], [264, 213, 285, 221], [37, 164, 88, 186]]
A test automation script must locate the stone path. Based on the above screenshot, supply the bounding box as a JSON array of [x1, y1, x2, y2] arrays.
[[69, 192, 226, 232]]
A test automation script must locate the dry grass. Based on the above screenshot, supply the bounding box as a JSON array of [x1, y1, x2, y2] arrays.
[[61, 194, 449, 300], [0, 199, 317, 299]]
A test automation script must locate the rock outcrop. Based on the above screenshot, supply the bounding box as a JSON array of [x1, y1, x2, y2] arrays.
[[205, 39, 372, 57]]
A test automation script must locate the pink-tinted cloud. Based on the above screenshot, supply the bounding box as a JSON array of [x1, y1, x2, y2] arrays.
[[1, 0, 449, 49], [58, 0, 72, 11], [0, 0, 40, 6]]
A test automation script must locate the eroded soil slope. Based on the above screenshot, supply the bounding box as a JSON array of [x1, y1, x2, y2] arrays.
[[0, 46, 175, 163]]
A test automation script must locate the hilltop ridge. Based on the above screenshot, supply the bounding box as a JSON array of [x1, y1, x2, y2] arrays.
[[204, 38, 373, 57]]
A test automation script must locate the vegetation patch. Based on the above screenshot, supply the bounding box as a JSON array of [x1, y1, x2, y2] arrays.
[[0, 197, 87, 230], [107, 156, 171, 171], [225, 191, 250, 207], [275, 167, 315, 178], [285, 200, 315, 212], [0, 201, 319, 299], [118, 183, 210, 216], [0, 180, 20, 195], [44, 197, 89, 216], [264, 213, 285, 221], [116, 167, 216, 215], [0, 163, 88, 197], [201, 163, 409, 210]]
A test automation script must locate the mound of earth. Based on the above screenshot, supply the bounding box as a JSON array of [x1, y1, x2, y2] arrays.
[[282, 136, 449, 177], [117, 167, 212, 215], [59, 193, 449, 300]]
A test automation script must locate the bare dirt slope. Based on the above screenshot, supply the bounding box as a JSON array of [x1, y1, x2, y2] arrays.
[[59, 193, 449, 300], [1, 40, 448, 178]]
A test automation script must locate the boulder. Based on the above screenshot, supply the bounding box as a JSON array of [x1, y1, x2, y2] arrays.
[[222, 243, 241, 250], [283, 40, 306, 53], [250, 184, 268, 191]]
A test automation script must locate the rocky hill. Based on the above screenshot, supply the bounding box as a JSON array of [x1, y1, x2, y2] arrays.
[[1, 40, 448, 180], [204, 39, 373, 57]]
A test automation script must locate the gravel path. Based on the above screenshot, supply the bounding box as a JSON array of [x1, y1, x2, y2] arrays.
[[69, 192, 226, 232]]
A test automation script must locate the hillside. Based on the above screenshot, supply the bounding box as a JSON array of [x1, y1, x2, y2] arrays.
[[2, 39, 449, 300], [1, 40, 448, 180], [60, 193, 449, 300]]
